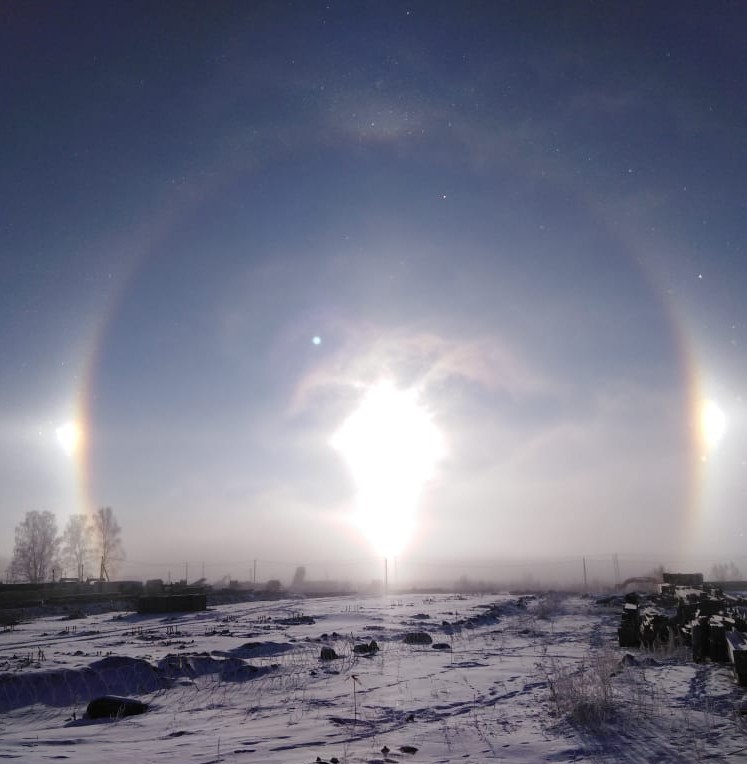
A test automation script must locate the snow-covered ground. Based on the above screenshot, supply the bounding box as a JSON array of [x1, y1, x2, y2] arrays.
[[1, 592, 746, 763]]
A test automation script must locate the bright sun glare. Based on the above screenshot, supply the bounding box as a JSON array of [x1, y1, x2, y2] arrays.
[[700, 399, 726, 455], [331, 380, 445, 558], [55, 421, 82, 456]]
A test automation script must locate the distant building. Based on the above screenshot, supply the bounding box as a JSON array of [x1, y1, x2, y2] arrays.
[[137, 592, 206, 614], [662, 572, 704, 587]]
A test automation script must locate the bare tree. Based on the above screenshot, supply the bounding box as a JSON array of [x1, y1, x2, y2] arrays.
[[9, 511, 60, 583], [710, 561, 742, 581], [92, 506, 124, 580], [61, 514, 93, 580]]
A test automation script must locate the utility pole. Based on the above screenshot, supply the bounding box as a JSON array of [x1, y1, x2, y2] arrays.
[[613, 554, 621, 588], [253, 559, 257, 585], [582, 557, 588, 592], [384, 558, 388, 594], [185, 561, 189, 584]]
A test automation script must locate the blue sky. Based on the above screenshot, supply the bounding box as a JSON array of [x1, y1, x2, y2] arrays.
[[2, 2, 746, 582]]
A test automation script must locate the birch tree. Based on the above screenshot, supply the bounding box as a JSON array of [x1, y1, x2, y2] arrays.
[[9, 511, 60, 583], [92, 506, 124, 580], [61, 514, 94, 580]]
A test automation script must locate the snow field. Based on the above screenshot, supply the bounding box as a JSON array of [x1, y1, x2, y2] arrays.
[[1, 592, 746, 762]]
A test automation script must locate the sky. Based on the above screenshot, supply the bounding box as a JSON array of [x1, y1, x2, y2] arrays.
[[2, 1, 747, 583]]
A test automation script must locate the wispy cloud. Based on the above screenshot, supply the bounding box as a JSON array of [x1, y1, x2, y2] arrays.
[[288, 324, 551, 419]]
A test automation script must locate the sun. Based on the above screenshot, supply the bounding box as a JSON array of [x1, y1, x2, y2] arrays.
[[331, 380, 445, 558], [56, 421, 83, 456]]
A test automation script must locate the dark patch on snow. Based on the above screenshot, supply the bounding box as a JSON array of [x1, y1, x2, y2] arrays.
[[86, 695, 148, 719], [218, 641, 293, 659], [403, 631, 432, 645], [276, 615, 315, 625], [353, 640, 379, 655]]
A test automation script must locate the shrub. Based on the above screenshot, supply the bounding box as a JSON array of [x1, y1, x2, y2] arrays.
[[541, 647, 621, 728]]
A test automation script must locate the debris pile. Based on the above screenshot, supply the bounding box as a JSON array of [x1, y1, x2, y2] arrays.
[[614, 576, 747, 685]]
